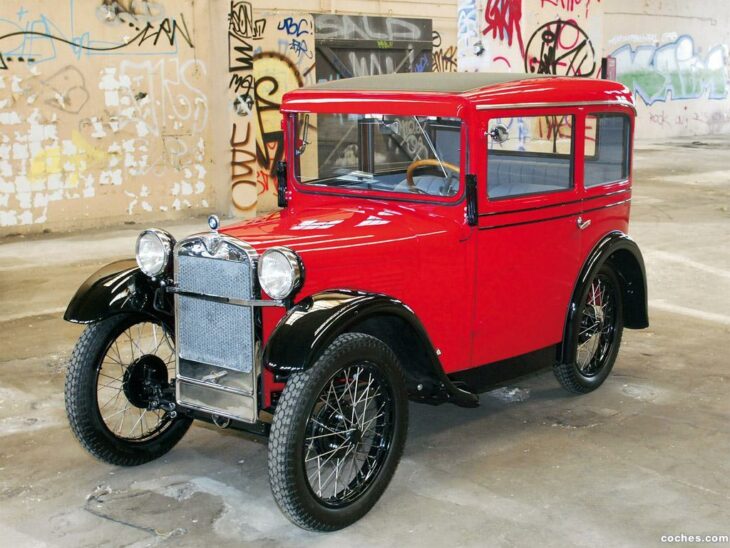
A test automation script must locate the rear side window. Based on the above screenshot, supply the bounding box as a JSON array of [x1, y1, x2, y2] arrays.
[[584, 114, 630, 187], [487, 115, 574, 199]]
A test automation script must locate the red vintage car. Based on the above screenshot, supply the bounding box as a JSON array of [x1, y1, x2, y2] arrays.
[[64, 73, 648, 531]]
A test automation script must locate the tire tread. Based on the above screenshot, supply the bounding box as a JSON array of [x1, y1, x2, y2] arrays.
[[268, 333, 407, 531], [64, 315, 190, 467]]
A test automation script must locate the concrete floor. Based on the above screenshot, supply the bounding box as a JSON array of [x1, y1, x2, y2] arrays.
[[1, 136, 729, 547]]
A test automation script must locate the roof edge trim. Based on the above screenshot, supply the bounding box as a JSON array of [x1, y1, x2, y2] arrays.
[[476, 100, 636, 113]]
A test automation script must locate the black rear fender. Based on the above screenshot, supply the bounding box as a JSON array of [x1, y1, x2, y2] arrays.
[[559, 232, 648, 365]]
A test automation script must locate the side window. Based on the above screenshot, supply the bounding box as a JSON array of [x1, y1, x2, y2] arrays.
[[584, 114, 630, 187], [487, 115, 574, 199]]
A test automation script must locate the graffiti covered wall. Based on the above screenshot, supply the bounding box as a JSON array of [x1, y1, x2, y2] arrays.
[[605, 1, 730, 138], [1, 1, 459, 233], [3, 0, 726, 234], [457, 0, 730, 139], [234, 11, 450, 219], [0, 0, 215, 232], [458, 0, 604, 76]]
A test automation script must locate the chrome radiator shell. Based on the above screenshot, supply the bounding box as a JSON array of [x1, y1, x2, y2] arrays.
[[173, 233, 259, 424]]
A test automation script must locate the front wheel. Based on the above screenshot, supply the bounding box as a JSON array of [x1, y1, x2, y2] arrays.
[[268, 333, 408, 531], [554, 265, 624, 394], [64, 313, 192, 466]]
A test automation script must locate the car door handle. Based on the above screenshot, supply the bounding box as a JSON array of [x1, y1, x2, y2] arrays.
[[577, 216, 591, 230]]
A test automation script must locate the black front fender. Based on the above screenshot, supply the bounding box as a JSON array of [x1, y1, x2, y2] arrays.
[[263, 291, 422, 374], [263, 290, 479, 407], [64, 259, 168, 324]]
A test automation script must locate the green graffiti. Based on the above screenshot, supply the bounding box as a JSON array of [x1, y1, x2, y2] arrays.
[[618, 68, 727, 104], [611, 36, 728, 105]]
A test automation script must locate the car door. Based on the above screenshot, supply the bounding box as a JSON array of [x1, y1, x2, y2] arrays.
[[579, 109, 634, 257], [471, 109, 584, 367]]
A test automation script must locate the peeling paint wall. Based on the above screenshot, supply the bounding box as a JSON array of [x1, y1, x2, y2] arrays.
[[0, 0, 217, 234], [1, 1, 459, 235]]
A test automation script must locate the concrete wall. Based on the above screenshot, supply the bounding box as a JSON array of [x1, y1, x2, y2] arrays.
[[1, 0, 727, 235]]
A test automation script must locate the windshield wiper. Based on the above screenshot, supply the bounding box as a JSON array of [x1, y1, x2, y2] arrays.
[[413, 116, 449, 179]]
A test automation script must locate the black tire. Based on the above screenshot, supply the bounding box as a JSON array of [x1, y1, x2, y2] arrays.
[[268, 333, 408, 531], [554, 265, 624, 394], [64, 313, 192, 466]]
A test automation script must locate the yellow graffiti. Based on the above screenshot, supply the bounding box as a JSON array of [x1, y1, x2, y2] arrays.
[[29, 130, 110, 187]]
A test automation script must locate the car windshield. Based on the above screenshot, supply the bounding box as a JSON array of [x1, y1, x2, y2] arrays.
[[295, 113, 462, 197]]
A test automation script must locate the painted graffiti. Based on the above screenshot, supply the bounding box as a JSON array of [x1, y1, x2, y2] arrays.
[[277, 17, 310, 38], [289, 38, 313, 59], [483, 0, 524, 57], [540, 0, 601, 19], [253, 52, 303, 175], [348, 50, 418, 77], [230, 121, 257, 211], [0, 53, 209, 226], [9, 65, 90, 114], [432, 31, 458, 72], [228, 1, 258, 73], [611, 35, 728, 105], [315, 15, 424, 41], [0, 11, 193, 69], [228, 1, 266, 40], [524, 19, 596, 77], [226, 2, 257, 214], [458, 0, 480, 54], [313, 15, 431, 80]]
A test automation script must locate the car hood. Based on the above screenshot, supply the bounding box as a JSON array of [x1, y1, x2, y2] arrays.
[[220, 202, 461, 297]]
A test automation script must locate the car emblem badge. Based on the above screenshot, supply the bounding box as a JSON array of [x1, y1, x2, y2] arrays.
[[208, 214, 220, 232]]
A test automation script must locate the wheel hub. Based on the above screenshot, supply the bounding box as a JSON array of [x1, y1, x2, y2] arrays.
[[312, 404, 361, 459], [123, 355, 169, 408], [347, 428, 363, 446]]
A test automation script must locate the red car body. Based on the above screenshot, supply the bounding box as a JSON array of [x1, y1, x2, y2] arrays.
[[219, 73, 647, 408]]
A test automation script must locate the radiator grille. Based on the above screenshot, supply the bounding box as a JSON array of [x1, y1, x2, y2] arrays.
[[176, 253, 254, 373]]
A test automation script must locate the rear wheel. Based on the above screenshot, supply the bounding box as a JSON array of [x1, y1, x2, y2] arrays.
[[268, 333, 408, 531], [65, 313, 191, 466], [554, 266, 624, 394]]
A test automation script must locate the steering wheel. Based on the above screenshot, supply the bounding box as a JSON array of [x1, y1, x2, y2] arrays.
[[406, 159, 460, 193]]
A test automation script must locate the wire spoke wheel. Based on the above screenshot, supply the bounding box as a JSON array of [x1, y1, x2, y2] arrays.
[[554, 266, 624, 394], [303, 363, 394, 507], [576, 274, 617, 377], [65, 313, 191, 466], [268, 333, 408, 531], [95, 320, 176, 441]]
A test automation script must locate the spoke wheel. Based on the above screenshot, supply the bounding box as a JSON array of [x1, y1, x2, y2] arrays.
[[554, 266, 624, 394], [303, 363, 394, 507], [268, 333, 408, 532], [95, 320, 176, 442], [65, 313, 192, 466], [575, 274, 617, 377]]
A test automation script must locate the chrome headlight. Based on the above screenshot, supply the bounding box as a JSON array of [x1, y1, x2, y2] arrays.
[[135, 229, 175, 278], [258, 247, 302, 300]]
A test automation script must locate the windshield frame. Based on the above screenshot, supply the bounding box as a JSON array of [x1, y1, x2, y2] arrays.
[[288, 109, 468, 206]]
